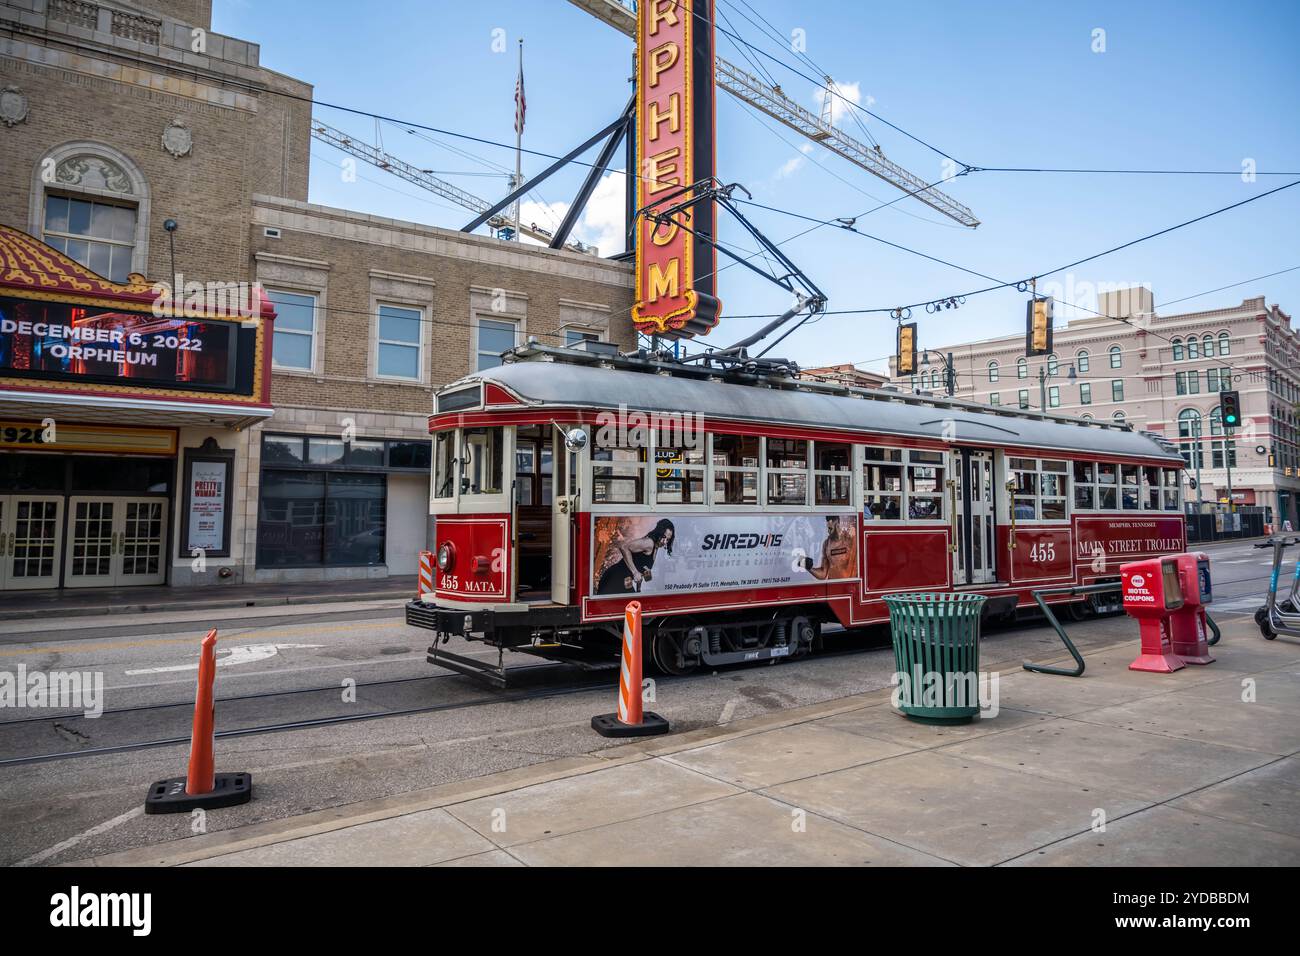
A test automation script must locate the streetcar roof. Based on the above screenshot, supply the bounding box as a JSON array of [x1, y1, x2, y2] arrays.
[[449, 352, 1184, 463]]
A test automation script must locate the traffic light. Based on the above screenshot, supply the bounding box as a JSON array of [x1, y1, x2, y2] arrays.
[[1025, 296, 1053, 356], [896, 322, 918, 376], [1220, 390, 1241, 429]]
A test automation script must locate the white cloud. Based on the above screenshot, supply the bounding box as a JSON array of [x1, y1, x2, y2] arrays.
[[510, 172, 627, 255], [813, 80, 869, 126], [776, 155, 806, 179]]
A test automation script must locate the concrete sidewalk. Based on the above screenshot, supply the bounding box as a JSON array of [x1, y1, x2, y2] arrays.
[[0, 575, 417, 622], [82, 622, 1300, 867]]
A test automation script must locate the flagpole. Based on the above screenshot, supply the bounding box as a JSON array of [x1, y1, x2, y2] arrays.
[[513, 38, 523, 243]]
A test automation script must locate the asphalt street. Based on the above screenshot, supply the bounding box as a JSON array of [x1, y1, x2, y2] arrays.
[[0, 535, 1280, 866]]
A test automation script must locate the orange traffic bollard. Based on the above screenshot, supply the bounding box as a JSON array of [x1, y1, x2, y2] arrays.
[[592, 602, 670, 738], [145, 628, 253, 814]]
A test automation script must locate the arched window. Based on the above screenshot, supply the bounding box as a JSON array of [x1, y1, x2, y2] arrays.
[[1172, 338, 1183, 361], [1113, 410, 1127, 422], [988, 361, 999, 382], [30, 142, 150, 282], [1076, 349, 1090, 372], [1209, 405, 1223, 436], [1047, 354, 1058, 376], [1081, 413, 1094, 420], [1202, 333, 1215, 358], [1109, 345, 1122, 368], [1017, 357, 1028, 379], [1187, 337, 1199, 360], [1218, 331, 1231, 356], [1178, 408, 1204, 468]]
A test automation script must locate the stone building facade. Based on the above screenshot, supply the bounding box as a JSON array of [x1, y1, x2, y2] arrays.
[[892, 287, 1300, 527], [0, 0, 635, 593]]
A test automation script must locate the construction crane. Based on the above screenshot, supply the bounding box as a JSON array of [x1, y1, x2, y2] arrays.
[[565, 0, 979, 228], [310, 119, 589, 250]]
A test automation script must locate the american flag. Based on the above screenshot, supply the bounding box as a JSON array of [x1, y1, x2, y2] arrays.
[[514, 57, 526, 136]]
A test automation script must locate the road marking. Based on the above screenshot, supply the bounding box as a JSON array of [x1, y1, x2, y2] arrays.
[[105, 655, 429, 692], [16, 805, 143, 867], [0, 620, 402, 658], [124, 643, 325, 675], [719, 697, 743, 723]]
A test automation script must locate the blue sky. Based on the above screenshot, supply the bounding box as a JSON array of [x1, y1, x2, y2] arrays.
[[214, 0, 1300, 372]]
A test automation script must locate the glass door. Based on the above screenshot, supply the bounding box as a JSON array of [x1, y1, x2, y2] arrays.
[[951, 450, 997, 586], [0, 495, 63, 590], [65, 496, 167, 587]]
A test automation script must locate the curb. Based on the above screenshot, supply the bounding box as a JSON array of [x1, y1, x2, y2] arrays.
[[2, 589, 412, 622]]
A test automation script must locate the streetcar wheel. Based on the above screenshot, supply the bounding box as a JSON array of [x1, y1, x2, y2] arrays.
[[651, 628, 697, 676], [1065, 601, 1090, 622]]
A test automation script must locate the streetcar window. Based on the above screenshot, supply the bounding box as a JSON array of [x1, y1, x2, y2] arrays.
[[814, 441, 852, 506], [1011, 458, 1068, 520], [863, 447, 904, 520], [1073, 460, 1095, 510], [433, 431, 456, 499], [907, 450, 944, 521], [767, 438, 809, 506], [462, 427, 504, 495], [1120, 464, 1141, 510], [711, 434, 760, 505], [654, 427, 705, 505], [592, 442, 647, 504], [1144, 466, 1162, 510], [1163, 468, 1182, 511]]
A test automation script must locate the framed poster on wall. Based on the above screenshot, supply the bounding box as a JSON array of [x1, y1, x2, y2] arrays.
[[181, 445, 234, 557]]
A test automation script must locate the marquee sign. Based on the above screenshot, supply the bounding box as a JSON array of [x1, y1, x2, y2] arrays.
[[632, 0, 721, 339]]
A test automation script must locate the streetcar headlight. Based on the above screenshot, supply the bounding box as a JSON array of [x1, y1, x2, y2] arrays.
[[437, 542, 454, 571]]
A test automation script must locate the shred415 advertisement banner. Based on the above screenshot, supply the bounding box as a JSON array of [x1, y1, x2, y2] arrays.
[[592, 513, 859, 596]]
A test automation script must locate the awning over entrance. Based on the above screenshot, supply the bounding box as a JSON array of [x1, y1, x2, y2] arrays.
[[0, 224, 275, 431]]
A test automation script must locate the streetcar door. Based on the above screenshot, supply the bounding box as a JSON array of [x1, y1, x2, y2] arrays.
[[952, 448, 996, 586], [967, 450, 996, 584], [550, 426, 575, 604]]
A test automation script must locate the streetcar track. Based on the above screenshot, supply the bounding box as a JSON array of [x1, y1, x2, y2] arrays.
[[0, 675, 611, 768], [0, 660, 566, 726]]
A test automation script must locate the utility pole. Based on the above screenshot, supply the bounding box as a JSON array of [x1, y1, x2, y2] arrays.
[[1193, 417, 1204, 512], [1225, 425, 1235, 529], [1038, 366, 1047, 411]]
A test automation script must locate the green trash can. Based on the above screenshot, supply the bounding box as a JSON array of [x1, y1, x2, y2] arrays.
[[883, 592, 987, 724]]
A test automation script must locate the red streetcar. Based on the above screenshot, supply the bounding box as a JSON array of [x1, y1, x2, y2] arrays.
[[406, 341, 1187, 682]]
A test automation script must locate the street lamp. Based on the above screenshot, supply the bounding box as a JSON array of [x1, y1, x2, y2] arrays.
[[920, 350, 956, 397], [1038, 360, 1076, 411]]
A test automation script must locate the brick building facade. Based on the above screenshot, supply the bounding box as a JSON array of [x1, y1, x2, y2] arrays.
[[0, 0, 635, 592], [892, 287, 1300, 527]]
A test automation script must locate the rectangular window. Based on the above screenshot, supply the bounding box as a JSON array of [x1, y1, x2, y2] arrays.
[[1079, 382, 1092, 405], [766, 438, 809, 506], [1112, 379, 1124, 402], [814, 441, 852, 506], [564, 328, 601, 347], [989, 392, 1001, 406], [711, 434, 760, 505], [1120, 463, 1141, 510], [268, 290, 317, 371], [1073, 460, 1095, 510], [1176, 371, 1187, 395], [907, 450, 944, 521], [257, 471, 386, 568], [1048, 385, 1060, 408], [476, 318, 518, 370], [376, 304, 423, 380], [654, 428, 705, 505], [44, 194, 137, 283], [862, 447, 903, 520], [592, 441, 646, 504], [462, 427, 505, 495], [1018, 389, 1029, 409], [433, 431, 456, 498]]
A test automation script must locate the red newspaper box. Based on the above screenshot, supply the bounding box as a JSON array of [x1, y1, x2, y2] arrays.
[[1121, 556, 1186, 673], [1170, 551, 1214, 665]]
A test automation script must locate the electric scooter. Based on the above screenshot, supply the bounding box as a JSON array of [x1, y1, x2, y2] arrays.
[[1254, 536, 1300, 640]]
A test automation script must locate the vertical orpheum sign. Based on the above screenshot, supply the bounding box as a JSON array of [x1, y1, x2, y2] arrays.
[[632, 0, 721, 339]]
